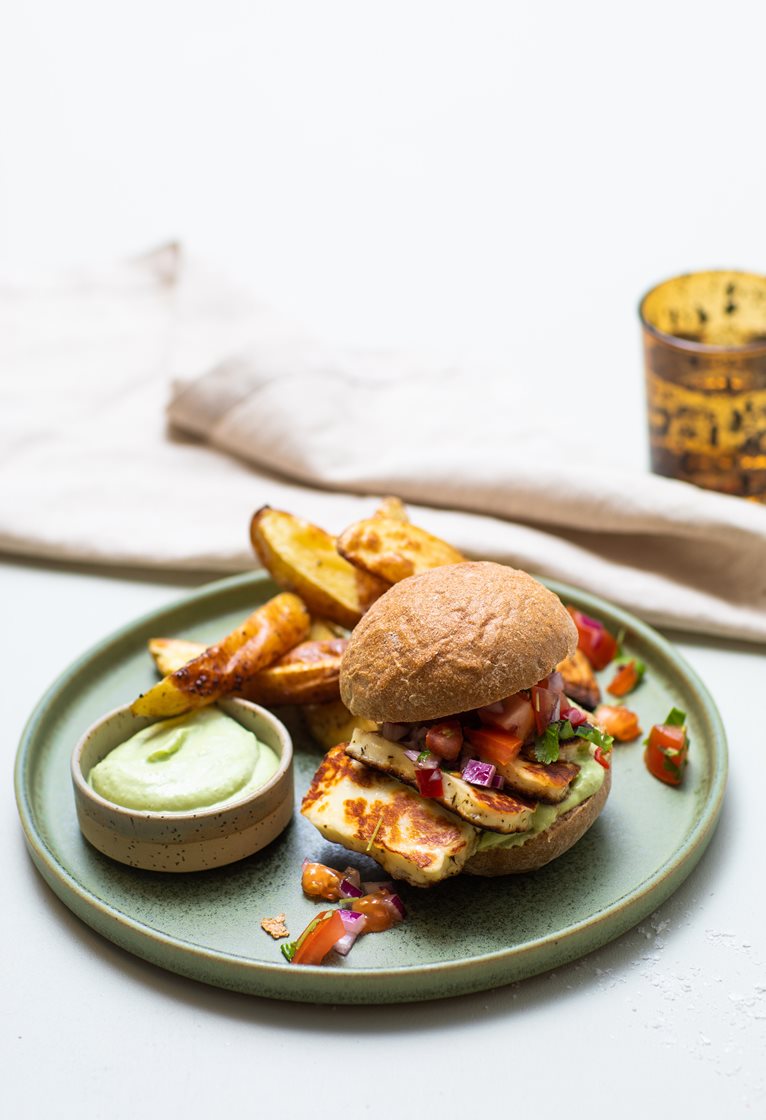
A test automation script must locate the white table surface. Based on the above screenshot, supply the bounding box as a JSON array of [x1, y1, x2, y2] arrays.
[[3, 2, 766, 1116]]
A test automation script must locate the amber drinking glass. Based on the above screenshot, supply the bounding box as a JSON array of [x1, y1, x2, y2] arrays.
[[640, 270, 766, 501]]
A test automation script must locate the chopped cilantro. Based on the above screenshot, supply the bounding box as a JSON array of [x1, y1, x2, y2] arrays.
[[664, 707, 687, 727], [416, 749, 431, 764], [575, 723, 614, 753], [534, 722, 561, 763], [281, 941, 297, 962]]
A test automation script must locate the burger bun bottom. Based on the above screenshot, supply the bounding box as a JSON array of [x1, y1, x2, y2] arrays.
[[464, 764, 611, 876]]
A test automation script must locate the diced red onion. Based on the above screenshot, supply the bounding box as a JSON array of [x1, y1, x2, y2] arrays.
[[461, 758, 497, 788], [545, 671, 565, 694], [403, 749, 420, 762], [415, 751, 440, 770], [579, 611, 605, 634], [334, 910, 367, 956], [381, 721, 409, 742], [561, 705, 588, 727], [384, 893, 406, 922], [339, 910, 366, 931], [339, 877, 364, 899], [490, 773, 505, 790], [342, 866, 361, 888]]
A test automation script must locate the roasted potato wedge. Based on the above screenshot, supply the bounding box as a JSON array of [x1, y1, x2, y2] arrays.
[[245, 638, 346, 705], [337, 516, 464, 584], [373, 496, 409, 522], [302, 699, 376, 751], [148, 635, 346, 706], [149, 637, 206, 676], [308, 617, 349, 641], [250, 507, 390, 628], [557, 649, 601, 711], [132, 592, 310, 718]]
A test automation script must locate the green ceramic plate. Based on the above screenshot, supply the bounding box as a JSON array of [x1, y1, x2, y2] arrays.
[[14, 572, 727, 1004]]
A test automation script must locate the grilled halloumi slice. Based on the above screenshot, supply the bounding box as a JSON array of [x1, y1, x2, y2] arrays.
[[496, 753, 579, 803], [558, 651, 601, 711], [346, 730, 537, 834], [301, 743, 479, 887]]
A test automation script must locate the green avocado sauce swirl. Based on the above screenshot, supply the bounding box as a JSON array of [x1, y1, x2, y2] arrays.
[[88, 707, 279, 812]]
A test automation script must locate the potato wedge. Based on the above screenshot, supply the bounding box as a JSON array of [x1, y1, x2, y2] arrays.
[[373, 496, 409, 522], [148, 635, 346, 706], [132, 592, 310, 718], [302, 699, 376, 751], [244, 638, 346, 705], [308, 617, 349, 641], [250, 507, 390, 628], [337, 516, 464, 584], [557, 649, 601, 711], [149, 637, 206, 676]]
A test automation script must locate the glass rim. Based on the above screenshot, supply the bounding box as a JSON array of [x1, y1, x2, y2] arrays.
[[638, 269, 766, 355]]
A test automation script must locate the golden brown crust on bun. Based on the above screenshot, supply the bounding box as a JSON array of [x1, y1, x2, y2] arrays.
[[340, 561, 578, 723], [464, 763, 611, 876]]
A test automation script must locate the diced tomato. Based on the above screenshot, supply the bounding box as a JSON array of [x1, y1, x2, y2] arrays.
[[425, 719, 463, 761], [531, 685, 561, 735], [568, 607, 618, 670], [593, 703, 642, 742], [465, 727, 523, 767], [351, 891, 400, 933], [607, 660, 640, 697], [290, 910, 346, 965], [644, 722, 688, 786], [415, 767, 444, 798], [478, 693, 535, 741], [301, 861, 344, 901]]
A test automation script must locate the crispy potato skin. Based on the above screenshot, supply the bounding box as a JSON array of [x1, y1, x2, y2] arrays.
[[250, 507, 390, 628], [337, 516, 464, 584], [148, 635, 346, 706], [132, 593, 310, 717], [557, 649, 601, 710]]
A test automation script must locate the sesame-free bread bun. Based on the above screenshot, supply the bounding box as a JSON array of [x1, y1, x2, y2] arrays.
[[464, 762, 611, 876], [340, 561, 578, 724]]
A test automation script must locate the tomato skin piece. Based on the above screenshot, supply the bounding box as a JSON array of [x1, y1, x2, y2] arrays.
[[478, 694, 535, 741], [425, 719, 463, 761], [645, 723, 688, 786], [292, 910, 346, 965], [465, 727, 523, 766], [568, 608, 618, 670], [607, 661, 639, 697], [594, 746, 611, 769], [530, 685, 561, 735], [594, 703, 642, 742], [415, 767, 444, 798]]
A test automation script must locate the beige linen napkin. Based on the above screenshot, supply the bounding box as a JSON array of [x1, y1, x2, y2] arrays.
[[2, 245, 765, 640]]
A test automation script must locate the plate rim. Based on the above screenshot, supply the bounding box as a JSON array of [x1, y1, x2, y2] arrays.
[[14, 570, 728, 1002]]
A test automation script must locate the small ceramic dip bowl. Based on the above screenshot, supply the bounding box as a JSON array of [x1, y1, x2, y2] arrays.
[[71, 698, 294, 872]]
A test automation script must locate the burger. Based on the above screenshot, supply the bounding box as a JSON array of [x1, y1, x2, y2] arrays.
[[301, 562, 612, 887]]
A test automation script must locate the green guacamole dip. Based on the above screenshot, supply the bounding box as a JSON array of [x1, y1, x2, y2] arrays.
[[89, 707, 279, 812], [477, 741, 605, 850]]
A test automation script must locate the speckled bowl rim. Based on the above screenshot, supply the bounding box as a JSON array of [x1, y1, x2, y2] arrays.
[[14, 571, 728, 1004], [71, 698, 293, 822]]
